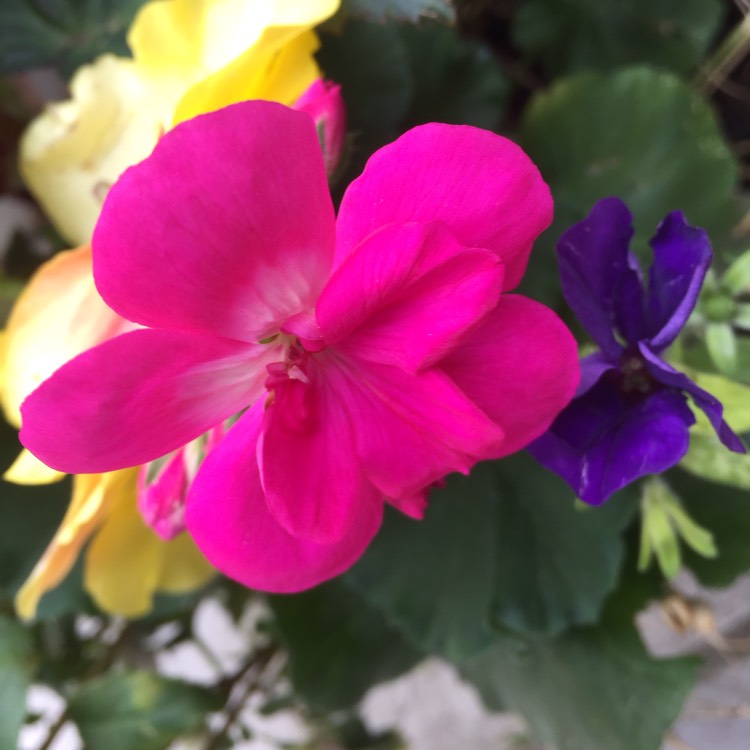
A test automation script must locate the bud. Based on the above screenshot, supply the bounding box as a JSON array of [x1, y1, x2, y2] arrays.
[[138, 424, 225, 540], [294, 78, 346, 179]]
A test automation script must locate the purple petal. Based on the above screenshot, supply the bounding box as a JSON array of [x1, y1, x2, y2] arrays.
[[645, 212, 712, 350], [638, 342, 746, 453], [556, 197, 644, 358], [529, 378, 695, 505], [578, 351, 617, 396]]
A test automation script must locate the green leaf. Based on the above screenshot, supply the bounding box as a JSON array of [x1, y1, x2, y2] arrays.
[[400, 22, 507, 130], [0, 0, 145, 77], [0, 615, 37, 748], [680, 432, 750, 489], [705, 321, 738, 375], [670, 467, 750, 587], [459, 577, 698, 750], [686, 370, 750, 434], [348, 455, 637, 657], [345, 0, 454, 23], [347, 467, 498, 659], [67, 670, 222, 750], [317, 21, 412, 145], [519, 67, 740, 305], [269, 581, 421, 712], [723, 248, 750, 294], [513, 0, 724, 77], [490, 454, 637, 635]]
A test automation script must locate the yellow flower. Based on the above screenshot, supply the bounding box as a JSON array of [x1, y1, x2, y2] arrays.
[[8, 0, 340, 618], [5, 249, 214, 619], [20, 0, 340, 245]]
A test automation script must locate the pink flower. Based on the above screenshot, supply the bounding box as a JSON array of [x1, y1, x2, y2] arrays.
[[293, 79, 346, 177], [20, 101, 579, 592]]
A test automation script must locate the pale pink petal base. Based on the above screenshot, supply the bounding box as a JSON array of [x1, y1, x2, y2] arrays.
[[185, 403, 383, 592]]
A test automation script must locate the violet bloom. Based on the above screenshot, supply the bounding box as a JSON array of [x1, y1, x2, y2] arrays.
[[21, 101, 579, 592], [530, 197, 745, 505]]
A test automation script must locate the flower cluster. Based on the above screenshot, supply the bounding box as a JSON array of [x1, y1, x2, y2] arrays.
[[5, 0, 342, 617], [21, 101, 580, 591]]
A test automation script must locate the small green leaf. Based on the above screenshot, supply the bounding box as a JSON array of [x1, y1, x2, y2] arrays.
[[513, 0, 724, 77], [705, 321, 738, 375], [0, 615, 37, 748], [733, 302, 750, 331], [639, 480, 682, 579], [345, 0, 454, 23], [67, 670, 222, 750], [0, 0, 146, 77], [269, 581, 421, 711], [670, 468, 750, 587], [722, 247, 750, 294], [681, 432, 750, 489], [459, 575, 698, 750], [685, 370, 750, 435]]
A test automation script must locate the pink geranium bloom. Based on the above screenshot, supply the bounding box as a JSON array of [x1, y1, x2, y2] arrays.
[[21, 101, 579, 592]]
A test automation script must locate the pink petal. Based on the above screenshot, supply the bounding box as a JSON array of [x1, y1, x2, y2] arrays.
[[336, 124, 552, 290], [185, 403, 383, 593], [328, 355, 505, 500], [93, 101, 335, 342], [440, 295, 580, 458], [316, 222, 504, 371], [260, 368, 379, 544], [20, 329, 279, 473]]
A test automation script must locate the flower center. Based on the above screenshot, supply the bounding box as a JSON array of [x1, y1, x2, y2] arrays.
[[612, 351, 658, 399]]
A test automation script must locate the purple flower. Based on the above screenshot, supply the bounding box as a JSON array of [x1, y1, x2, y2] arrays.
[[530, 197, 745, 505]]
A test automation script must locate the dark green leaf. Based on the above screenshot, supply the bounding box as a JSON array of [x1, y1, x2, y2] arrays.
[[0, 0, 145, 77], [348, 455, 636, 657], [67, 670, 222, 750], [345, 0, 454, 23], [491, 453, 637, 635], [347, 468, 498, 659], [460, 576, 698, 750], [514, 0, 724, 77], [670, 467, 750, 587], [0, 615, 37, 748], [269, 581, 421, 711], [318, 21, 412, 146], [519, 67, 740, 306], [400, 21, 507, 130]]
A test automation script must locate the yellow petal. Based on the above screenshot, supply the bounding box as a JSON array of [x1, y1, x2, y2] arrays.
[[173, 28, 320, 125], [84, 480, 214, 617], [0, 246, 129, 428], [4, 449, 64, 485], [20, 56, 183, 244], [130, 0, 339, 76], [84, 479, 162, 618], [14, 470, 132, 620], [156, 533, 215, 594]]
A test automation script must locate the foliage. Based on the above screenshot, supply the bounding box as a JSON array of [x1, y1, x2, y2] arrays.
[[5, 1, 750, 748], [0, 0, 144, 77]]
